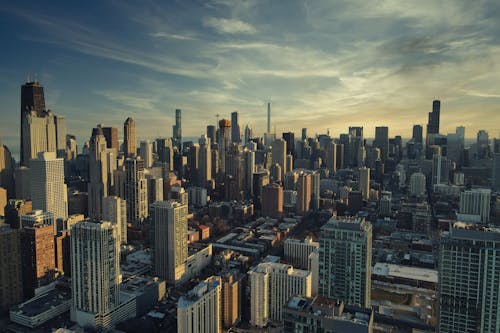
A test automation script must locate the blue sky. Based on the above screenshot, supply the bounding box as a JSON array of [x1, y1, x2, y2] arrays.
[[1, 0, 500, 155]]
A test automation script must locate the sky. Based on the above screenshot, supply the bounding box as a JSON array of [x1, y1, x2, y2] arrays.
[[1, 0, 500, 156]]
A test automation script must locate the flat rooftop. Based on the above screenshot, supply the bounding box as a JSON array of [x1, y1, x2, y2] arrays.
[[372, 263, 438, 283], [11, 289, 70, 317]]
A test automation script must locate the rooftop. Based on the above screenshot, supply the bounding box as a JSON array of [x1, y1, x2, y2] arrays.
[[372, 263, 438, 283], [10, 289, 70, 317]]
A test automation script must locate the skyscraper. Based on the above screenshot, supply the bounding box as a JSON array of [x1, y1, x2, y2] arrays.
[[412, 124, 423, 143], [359, 167, 370, 200], [20, 80, 46, 166], [124, 157, 148, 224], [319, 216, 372, 307], [177, 276, 222, 333], [427, 99, 441, 135], [218, 119, 231, 175], [71, 220, 121, 328], [92, 126, 118, 155], [282, 132, 295, 157], [123, 117, 136, 157], [459, 188, 491, 223], [54, 115, 66, 158], [267, 102, 271, 134], [206, 125, 216, 144], [102, 196, 127, 244], [373, 126, 389, 163], [296, 171, 312, 215], [493, 153, 500, 191], [261, 183, 283, 219], [30, 152, 68, 220], [438, 223, 500, 332], [152, 200, 188, 284], [409, 172, 426, 197], [231, 111, 240, 143], [140, 140, 153, 168], [325, 141, 337, 172], [198, 135, 212, 187], [88, 126, 109, 219], [173, 109, 182, 148], [271, 138, 287, 179]]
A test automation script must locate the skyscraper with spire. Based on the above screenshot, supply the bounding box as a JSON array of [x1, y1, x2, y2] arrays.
[[123, 117, 136, 157]]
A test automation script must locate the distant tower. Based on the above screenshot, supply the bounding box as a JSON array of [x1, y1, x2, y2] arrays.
[[427, 100, 441, 135], [218, 119, 231, 174], [20, 80, 46, 166], [124, 157, 148, 224], [272, 138, 287, 178], [88, 126, 109, 219], [412, 125, 423, 144], [123, 117, 136, 157], [231, 111, 241, 143], [267, 102, 271, 134], [173, 109, 182, 148]]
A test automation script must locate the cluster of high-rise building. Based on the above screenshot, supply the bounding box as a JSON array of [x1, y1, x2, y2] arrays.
[[0, 80, 500, 333]]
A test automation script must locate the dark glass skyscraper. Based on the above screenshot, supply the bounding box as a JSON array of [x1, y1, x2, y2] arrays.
[[173, 109, 182, 147], [20, 81, 46, 166], [231, 111, 240, 143], [427, 100, 440, 135], [374, 126, 389, 162], [282, 132, 295, 157], [412, 125, 423, 143]]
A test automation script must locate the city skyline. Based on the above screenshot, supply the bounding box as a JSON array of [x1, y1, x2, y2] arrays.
[[1, 1, 500, 154]]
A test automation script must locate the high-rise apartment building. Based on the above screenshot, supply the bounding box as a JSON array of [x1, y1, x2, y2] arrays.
[[409, 172, 426, 197], [71, 220, 122, 328], [284, 237, 319, 269], [21, 223, 55, 298], [220, 269, 242, 329], [319, 216, 372, 307], [123, 117, 136, 157], [102, 196, 127, 244], [438, 223, 500, 332], [177, 276, 222, 333], [261, 183, 283, 219], [325, 141, 337, 172], [152, 200, 188, 284], [249, 262, 311, 327], [296, 171, 312, 215], [139, 140, 153, 168], [459, 188, 491, 223], [30, 152, 68, 220], [198, 135, 212, 187], [124, 157, 148, 224], [0, 225, 23, 313]]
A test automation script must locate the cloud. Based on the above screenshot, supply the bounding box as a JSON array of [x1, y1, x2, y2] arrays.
[[203, 17, 257, 34], [149, 31, 197, 41]]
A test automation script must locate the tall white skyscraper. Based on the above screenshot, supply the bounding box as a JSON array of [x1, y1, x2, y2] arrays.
[[359, 167, 370, 200], [459, 188, 491, 223], [177, 276, 222, 333], [124, 157, 148, 224], [30, 152, 68, 220], [152, 200, 188, 284], [71, 220, 120, 328], [249, 262, 311, 327], [88, 127, 109, 219], [319, 216, 372, 307], [272, 138, 287, 179], [102, 196, 127, 244], [439, 223, 500, 332]]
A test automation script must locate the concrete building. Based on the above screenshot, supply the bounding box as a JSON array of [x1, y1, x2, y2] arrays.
[[459, 188, 491, 223], [103, 196, 127, 244], [283, 296, 374, 333], [139, 140, 153, 168], [177, 276, 222, 333], [284, 237, 319, 269], [198, 135, 212, 187], [124, 157, 148, 224], [409, 172, 426, 197], [439, 223, 500, 332], [359, 167, 370, 200], [272, 138, 287, 179], [152, 200, 188, 284], [0, 225, 23, 313], [30, 152, 68, 220], [296, 171, 312, 215], [220, 269, 242, 329], [249, 262, 311, 327], [319, 216, 372, 307], [21, 210, 56, 235], [4, 199, 32, 229], [88, 126, 109, 219]]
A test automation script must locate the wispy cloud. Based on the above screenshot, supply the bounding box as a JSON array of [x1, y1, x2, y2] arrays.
[[203, 17, 257, 34], [149, 31, 197, 41]]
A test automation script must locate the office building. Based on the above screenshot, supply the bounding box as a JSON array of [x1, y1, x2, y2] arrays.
[[296, 171, 312, 215], [272, 138, 287, 179], [319, 216, 372, 307], [123, 117, 136, 157], [218, 119, 231, 174], [30, 152, 68, 220], [427, 100, 440, 135], [198, 135, 212, 187], [124, 157, 148, 224], [206, 125, 216, 143], [21, 223, 55, 298], [261, 183, 283, 219], [359, 167, 370, 200], [140, 140, 153, 168], [244, 124, 253, 145], [249, 262, 311, 327], [231, 111, 240, 143], [173, 108, 182, 148], [412, 124, 423, 144], [282, 132, 295, 157], [0, 225, 23, 313], [88, 126, 109, 219], [373, 127, 389, 162], [432, 154, 449, 185], [103, 196, 127, 244], [410, 172, 426, 197], [152, 200, 188, 284], [20, 81, 47, 166], [92, 126, 118, 154], [5, 199, 32, 229], [438, 223, 500, 332], [283, 296, 374, 333], [21, 210, 55, 234], [325, 141, 337, 172], [459, 188, 491, 223], [177, 276, 222, 333], [284, 237, 319, 269], [0, 140, 14, 198]]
